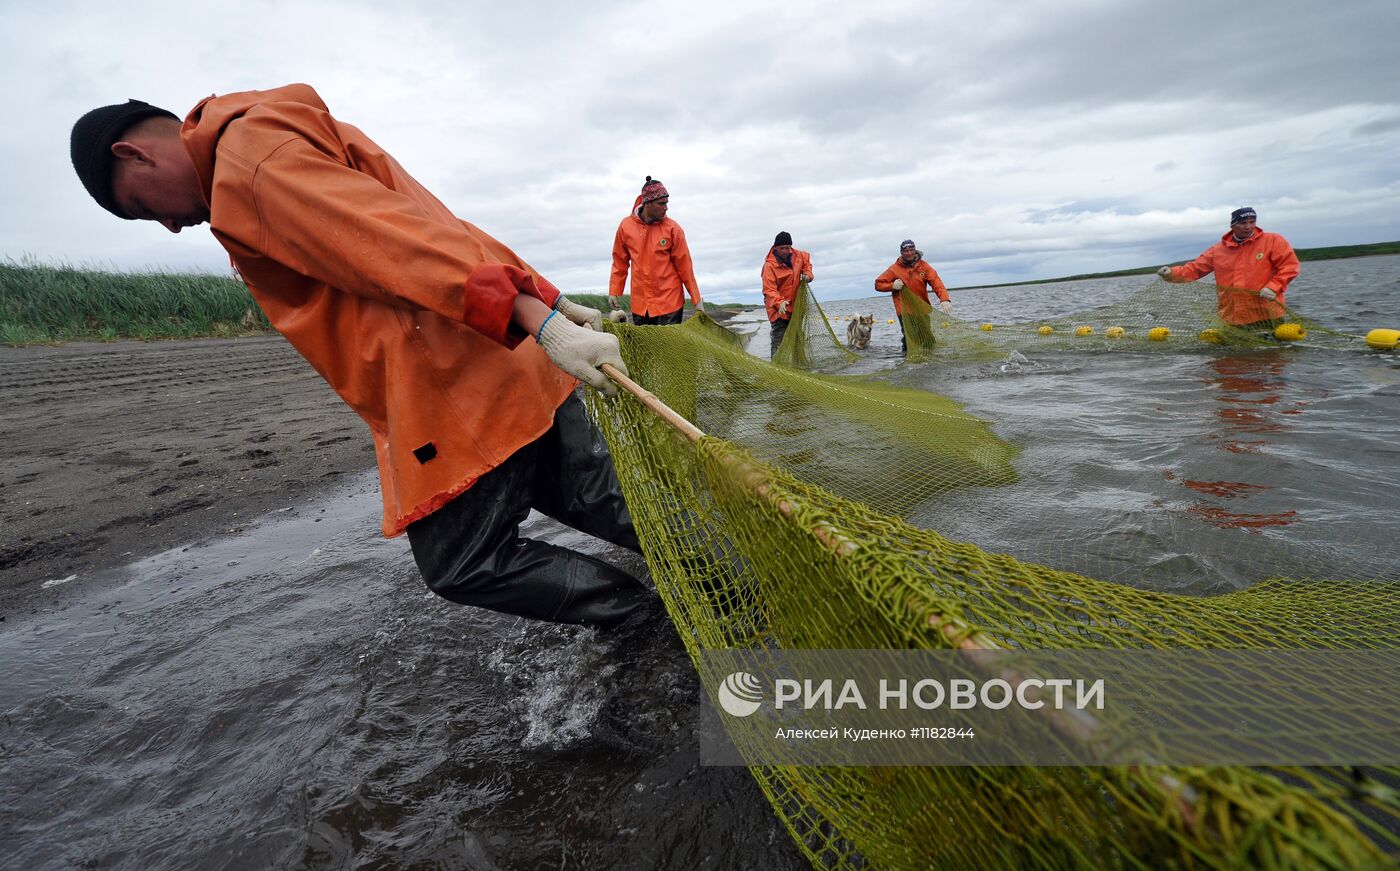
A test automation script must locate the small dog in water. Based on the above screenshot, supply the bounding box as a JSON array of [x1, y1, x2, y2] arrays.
[[846, 314, 874, 350]]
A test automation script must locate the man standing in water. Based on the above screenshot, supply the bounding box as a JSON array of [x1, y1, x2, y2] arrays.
[[761, 231, 814, 358], [874, 239, 952, 355], [70, 86, 653, 628], [1157, 207, 1300, 327], [609, 177, 704, 324]]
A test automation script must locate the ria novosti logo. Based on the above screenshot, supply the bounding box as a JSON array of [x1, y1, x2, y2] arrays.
[[717, 671, 763, 717]]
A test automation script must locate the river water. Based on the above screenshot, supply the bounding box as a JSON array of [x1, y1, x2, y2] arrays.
[[747, 254, 1400, 592], [3, 256, 1397, 869]]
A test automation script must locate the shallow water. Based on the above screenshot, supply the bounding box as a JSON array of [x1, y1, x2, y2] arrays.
[[4, 257, 1396, 869], [0, 476, 803, 869], [740, 255, 1400, 590]]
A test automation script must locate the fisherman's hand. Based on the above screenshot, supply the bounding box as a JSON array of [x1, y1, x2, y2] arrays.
[[537, 314, 628, 397], [940, 299, 954, 316], [1258, 288, 1277, 301], [800, 273, 812, 283], [694, 300, 706, 315], [892, 279, 905, 290], [608, 309, 630, 324], [777, 300, 790, 316], [608, 296, 622, 311], [555, 296, 604, 331], [1157, 266, 1173, 279]]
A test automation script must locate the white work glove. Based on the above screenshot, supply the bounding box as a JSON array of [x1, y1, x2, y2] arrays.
[[776, 299, 790, 316], [939, 299, 953, 316], [892, 279, 905, 290], [608, 296, 622, 311], [554, 296, 603, 331], [607, 309, 630, 324], [800, 273, 812, 283], [1157, 266, 1173, 279], [694, 300, 706, 315], [537, 313, 628, 398], [1258, 288, 1277, 301]]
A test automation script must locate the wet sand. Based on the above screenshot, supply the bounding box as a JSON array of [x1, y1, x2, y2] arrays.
[[0, 335, 374, 616]]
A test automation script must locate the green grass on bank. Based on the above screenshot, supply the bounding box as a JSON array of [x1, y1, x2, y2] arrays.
[[955, 240, 1400, 291], [0, 260, 270, 345], [0, 263, 755, 346]]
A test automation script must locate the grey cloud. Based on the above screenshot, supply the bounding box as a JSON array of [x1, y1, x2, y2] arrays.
[[1353, 116, 1400, 136], [980, 1, 1400, 114], [6, 0, 1399, 303]]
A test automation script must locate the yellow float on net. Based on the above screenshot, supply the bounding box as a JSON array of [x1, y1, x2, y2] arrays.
[[1148, 327, 1171, 341], [1074, 326, 1093, 336], [1274, 323, 1307, 341], [980, 323, 994, 332], [1199, 328, 1222, 344], [1037, 325, 1054, 336], [1105, 326, 1125, 338], [1365, 328, 1400, 350], [887, 319, 895, 324]]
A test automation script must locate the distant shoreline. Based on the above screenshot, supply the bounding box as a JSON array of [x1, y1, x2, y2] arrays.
[[952, 240, 1400, 291]]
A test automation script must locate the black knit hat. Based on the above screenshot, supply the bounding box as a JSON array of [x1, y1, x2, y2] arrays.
[[70, 99, 180, 219], [774, 230, 793, 247], [1229, 206, 1257, 225]]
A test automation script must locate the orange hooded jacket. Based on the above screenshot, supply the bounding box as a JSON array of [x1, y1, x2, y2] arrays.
[[181, 84, 576, 537], [1166, 228, 1299, 325], [874, 254, 949, 316], [761, 248, 814, 323], [609, 198, 700, 317]]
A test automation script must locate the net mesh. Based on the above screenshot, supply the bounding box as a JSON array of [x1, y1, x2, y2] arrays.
[[589, 288, 1400, 870], [930, 280, 1358, 359], [772, 280, 858, 370]]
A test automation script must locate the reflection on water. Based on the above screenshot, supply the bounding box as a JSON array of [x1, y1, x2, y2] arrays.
[[1171, 352, 1304, 532], [1206, 352, 1296, 448]]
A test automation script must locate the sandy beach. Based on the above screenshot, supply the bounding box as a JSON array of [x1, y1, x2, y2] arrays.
[[0, 334, 374, 615]]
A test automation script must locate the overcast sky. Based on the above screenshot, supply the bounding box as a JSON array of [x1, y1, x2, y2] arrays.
[[4, 0, 1398, 302]]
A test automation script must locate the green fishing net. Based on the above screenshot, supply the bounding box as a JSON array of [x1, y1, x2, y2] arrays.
[[589, 294, 1399, 870], [929, 280, 1358, 360], [772, 280, 857, 369]]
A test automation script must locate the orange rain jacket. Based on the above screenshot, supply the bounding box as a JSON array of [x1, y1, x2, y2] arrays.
[[1165, 228, 1299, 325], [609, 199, 700, 317], [181, 84, 576, 537], [874, 253, 949, 316], [761, 248, 814, 323]]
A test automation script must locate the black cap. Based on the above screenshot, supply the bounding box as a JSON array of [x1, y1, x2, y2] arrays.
[[70, 99, 179, 219], [1229, 206, 1257, 225], [774, 231, 793, 247]]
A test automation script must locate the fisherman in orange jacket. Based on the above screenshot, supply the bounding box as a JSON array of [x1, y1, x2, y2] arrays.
[[70, 86, 653, 628], [761, 231, 814, 357], [1157, 207, 1300, 327], [609, 177, 703, 324], [874, 240, 952, 355]]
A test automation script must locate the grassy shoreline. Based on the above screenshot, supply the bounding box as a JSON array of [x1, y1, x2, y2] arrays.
[[0, 263, 752, 345], [1, 261, 270, 345]]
